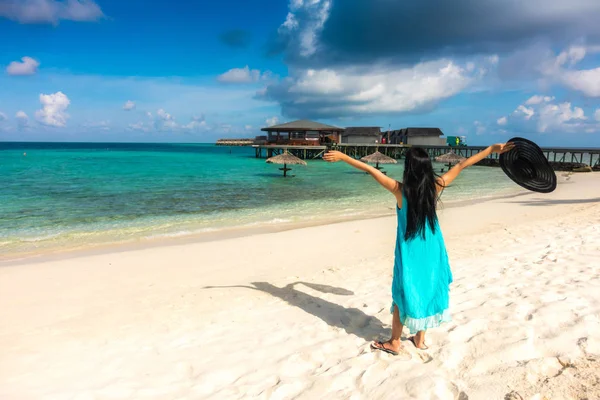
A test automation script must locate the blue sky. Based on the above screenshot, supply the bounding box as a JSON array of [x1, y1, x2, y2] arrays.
[[1, 0, 600, 146]]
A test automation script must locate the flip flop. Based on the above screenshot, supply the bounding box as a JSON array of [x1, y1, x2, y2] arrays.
[[370, 341, 399, 356], [409, 336, 429, 350]]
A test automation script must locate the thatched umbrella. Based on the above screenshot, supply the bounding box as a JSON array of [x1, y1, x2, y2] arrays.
[[435, 152, 466, 168], [266, 151, 307, 177], [361, 151, 397, 171]]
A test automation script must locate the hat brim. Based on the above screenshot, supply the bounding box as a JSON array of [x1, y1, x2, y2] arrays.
[[499, 137, 557, 193]]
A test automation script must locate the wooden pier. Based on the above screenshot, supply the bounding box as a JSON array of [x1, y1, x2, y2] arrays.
[[251, 144, 600, 171], [216, 138, 255, 146]]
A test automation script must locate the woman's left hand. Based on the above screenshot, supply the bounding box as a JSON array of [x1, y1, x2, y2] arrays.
[[490, 142, 515, 154], [323, 150, 347, 163]]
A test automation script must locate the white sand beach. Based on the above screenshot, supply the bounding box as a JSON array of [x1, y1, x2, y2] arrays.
[[1, 173, 599, 400]]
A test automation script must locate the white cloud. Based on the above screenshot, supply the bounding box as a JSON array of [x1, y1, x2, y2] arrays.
[[281, 12, 298, 30], [0, 0, 104, 24], [499, 96, 591, 134], [277, 0, 332, 58], [525, 95, 555, 105], [217, 123, 233, 134], [245, 125, 253, 131], [154, 108, 177, 130], [539, 45, 600, 97], [595, 109, 600, 121], [555, 46, 587, 67], [558, 68, 600, 97], [82, 120, 110, 130], [217, 66, 270, 84], [515, 105, 535, 120], [156, 108, 172, 120], [122, 100, 135, 111], [537, 102, 585, 133], [259, 57, 494, 118], [35, 91, 70, 127], [128, 121, 150, 132], [266, 116, 279, 126], [497, 116, 507, 126], [130, 110, 207, 133], [298, 1, 330, 57], [487, 55, 500, 65], [183, 115, 208, 131], [0, 111, 6, 121], [474, 120, 486, 135], [15, 110, 29, 128], [6, 56, 39, 76], [162, 120, 178, 130]]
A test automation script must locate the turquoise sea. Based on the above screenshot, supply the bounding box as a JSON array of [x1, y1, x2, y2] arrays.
[[0, 143, 519, 260]]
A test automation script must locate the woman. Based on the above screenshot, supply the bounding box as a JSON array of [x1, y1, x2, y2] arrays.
[[323, 143, 514, 355]]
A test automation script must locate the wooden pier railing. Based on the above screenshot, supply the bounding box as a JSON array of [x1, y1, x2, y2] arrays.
[[246, 144, 600, 171], [216, 138, 255, 146]]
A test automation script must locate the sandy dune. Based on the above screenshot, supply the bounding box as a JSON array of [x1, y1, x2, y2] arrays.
[[1, 173, 599, 400]]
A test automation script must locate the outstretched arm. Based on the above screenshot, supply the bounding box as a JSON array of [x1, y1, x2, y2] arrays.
[[439, 143, 514, 188], [323, 151, 401, 194]]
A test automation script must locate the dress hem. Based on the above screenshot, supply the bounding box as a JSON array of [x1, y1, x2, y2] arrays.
[[390, 303, 451, 334]]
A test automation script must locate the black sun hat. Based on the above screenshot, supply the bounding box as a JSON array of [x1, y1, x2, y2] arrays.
[[499, 137, 557, 193]]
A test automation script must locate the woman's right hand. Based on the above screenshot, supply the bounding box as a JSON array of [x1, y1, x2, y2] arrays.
[[490, 142, 515, 154], [323, 150, 347, 163]]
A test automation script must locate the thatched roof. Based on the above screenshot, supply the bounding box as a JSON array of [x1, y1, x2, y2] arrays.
[[435, 152, 466, 164], [361, 151, 397, 164], [343, 127, 381, 137], [261, 119, 343, 132], [266, 153, 307, 166]]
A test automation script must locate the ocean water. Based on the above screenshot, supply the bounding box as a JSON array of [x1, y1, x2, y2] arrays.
[[0, 143, 519, 259]]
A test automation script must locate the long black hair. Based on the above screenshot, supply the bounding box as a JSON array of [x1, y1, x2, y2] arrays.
[[402, 147, 442, 240]]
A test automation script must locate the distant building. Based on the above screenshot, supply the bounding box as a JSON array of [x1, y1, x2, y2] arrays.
[[260, 119, 344, 146], [339, 127, 381, 144], [387, 128, 446, 146]]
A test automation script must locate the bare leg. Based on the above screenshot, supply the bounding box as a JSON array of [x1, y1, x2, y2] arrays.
[[372, 304, 404, 352], [413, 330, 426, 348], [407, 330, 430, 350]]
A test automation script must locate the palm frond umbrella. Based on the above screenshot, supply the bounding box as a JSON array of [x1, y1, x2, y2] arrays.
[[435, 152, 466, 168], [266, 151, 307, 177], [361, 151, 397, 171]]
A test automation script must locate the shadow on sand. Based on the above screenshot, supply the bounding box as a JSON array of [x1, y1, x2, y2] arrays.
[[204, 281, 388, 342]]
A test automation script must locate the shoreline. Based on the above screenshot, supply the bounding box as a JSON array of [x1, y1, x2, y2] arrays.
[[0, 185, 528, 266]]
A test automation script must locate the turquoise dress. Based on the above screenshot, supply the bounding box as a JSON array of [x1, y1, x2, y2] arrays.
[[391, 191, 453, 334]]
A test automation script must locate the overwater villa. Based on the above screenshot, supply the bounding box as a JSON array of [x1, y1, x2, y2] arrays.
[[339, 127, 382, 144], [260, 119, 344, 146], [386, 128, 446, 146]]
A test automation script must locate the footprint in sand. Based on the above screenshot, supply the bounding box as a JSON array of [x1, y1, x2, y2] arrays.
[[360, 361, 389, 387], [504, 391, 524, 400], [577, 337, 588, 353], [405, 376, 459, 398], [279, 353, 320, 378], [269, 381, 306, 400], [417, 351, 433, 364], [525, 313, 534, 321]]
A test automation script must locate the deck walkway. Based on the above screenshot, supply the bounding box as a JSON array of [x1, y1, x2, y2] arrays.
[[249, 144, 600, 171]]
